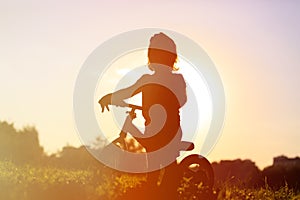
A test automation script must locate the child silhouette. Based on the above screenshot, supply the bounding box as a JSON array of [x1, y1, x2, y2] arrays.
[[99, 32, 187, 198]]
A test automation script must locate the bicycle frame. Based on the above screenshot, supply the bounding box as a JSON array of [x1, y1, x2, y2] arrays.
[[101, 104, 214, 199]]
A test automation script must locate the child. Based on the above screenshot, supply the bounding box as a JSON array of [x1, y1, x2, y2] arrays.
[[99, 32, 187, 196]]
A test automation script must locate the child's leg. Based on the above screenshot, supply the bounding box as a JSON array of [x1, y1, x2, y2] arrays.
[[159, 161, 181, 199]]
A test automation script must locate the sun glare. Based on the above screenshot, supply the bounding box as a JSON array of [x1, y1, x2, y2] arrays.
[[95, 50, 212, 155]]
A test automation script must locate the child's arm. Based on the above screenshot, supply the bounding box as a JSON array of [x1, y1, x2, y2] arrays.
[[98, 75, 149, 112]]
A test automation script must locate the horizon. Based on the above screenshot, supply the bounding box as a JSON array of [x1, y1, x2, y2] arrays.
[[0, 119, 298, 170], [1, 1, 300, 170]]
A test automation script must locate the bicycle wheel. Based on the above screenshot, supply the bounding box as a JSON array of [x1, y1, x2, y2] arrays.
[[178, 154, 214, 199]]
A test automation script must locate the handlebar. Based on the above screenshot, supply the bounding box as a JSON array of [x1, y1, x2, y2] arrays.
[[127, 104, 142, 111], [126, 104, 142, 119]]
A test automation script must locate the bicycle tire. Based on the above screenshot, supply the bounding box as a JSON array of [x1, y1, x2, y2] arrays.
[[179, 154, 214, 189]]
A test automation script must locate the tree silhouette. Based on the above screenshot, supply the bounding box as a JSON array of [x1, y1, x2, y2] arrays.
[[212, 159, 263, 188], [0, 121, 44, 164]]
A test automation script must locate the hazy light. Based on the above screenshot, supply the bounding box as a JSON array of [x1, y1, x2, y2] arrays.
[[94, 50, 213, 156]]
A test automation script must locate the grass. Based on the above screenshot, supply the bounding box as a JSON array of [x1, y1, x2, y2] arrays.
[[0, 161, 299, 200], [0, 161, 145, 200], [216, 184, 299, 200]]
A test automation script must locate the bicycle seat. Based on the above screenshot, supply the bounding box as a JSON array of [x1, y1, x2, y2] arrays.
[[179, 141, 194, 151]]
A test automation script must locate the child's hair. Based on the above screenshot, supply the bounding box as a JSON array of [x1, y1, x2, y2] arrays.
[[148, 32, 178, 71]]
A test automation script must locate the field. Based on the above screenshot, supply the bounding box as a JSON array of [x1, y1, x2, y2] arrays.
[[1, 161, 299, 200]]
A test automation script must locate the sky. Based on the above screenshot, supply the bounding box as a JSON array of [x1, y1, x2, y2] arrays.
[[1, 0, 300, 169]]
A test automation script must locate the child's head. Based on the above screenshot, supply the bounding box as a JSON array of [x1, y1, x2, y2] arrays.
[[148, 32, 178, 71]]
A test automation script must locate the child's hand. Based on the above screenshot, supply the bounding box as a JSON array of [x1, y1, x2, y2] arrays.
[[98, 93, 112, 112]]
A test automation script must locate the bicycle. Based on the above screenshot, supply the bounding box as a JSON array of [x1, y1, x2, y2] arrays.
[[100, 104, 215, 199]]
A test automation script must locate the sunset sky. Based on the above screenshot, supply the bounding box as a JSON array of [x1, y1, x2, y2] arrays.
[[1, 1, 299, 169]]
